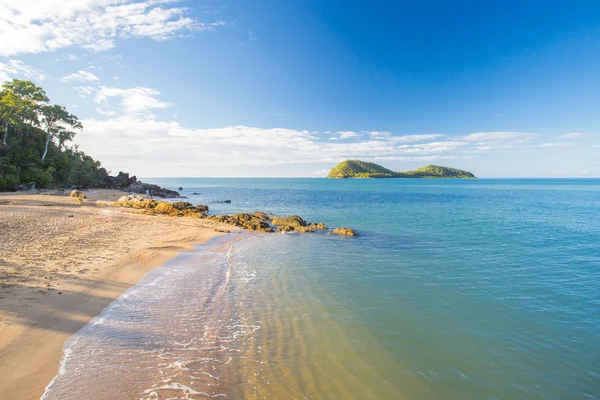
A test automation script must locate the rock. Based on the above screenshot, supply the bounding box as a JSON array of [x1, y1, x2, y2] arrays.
[[178, 187, 183, 190], [114, 195, 157, 209], [114, 196, 207, 218], [216, 200, 232, 204], [104, 171, 136, 189], [17, 182, 36, 191], [251, 211, 271, 221], [308, 222, 327, 230], [272, 215, 307, 227], [332, 227, 357, 237], [294, 226, 314, 233], [209, 213, 270, 231], [171, 201, 209, 213], [124, 181, 180, 198], [192, 192, 200, 195], [69, 190, 86, 199]]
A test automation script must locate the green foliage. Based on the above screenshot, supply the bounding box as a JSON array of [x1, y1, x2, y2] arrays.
[[397, 165, 476, 178], [327, 160, 476, 179], [0, 79, 108, 191]]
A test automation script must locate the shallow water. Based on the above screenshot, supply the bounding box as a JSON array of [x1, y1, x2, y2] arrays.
[[44, 179, 600, 399]]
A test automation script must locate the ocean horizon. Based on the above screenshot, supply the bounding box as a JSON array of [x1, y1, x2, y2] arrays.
[[43, 178, 600, 399]]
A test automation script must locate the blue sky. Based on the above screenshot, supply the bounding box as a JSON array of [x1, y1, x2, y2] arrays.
[[1, 0, 599, 177]]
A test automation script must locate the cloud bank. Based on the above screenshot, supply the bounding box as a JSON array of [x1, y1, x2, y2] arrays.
[[0, 0, 223, 56]]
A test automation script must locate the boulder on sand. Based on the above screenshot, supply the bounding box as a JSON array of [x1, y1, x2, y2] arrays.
[[69, 190, 86, 199]]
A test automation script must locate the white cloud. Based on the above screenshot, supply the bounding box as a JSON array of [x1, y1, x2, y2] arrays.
[[560, 133, 599, 139], [0, 59, 45, 83], [0, 0, 224, 56], [461, 131, 540, 142], [94, 86, 173, 114], [389, 134, 444, 143], [62, 70, 99, 82], [337, 131, 358, 139], [366, 131, 390, 139], [74, 86, 95, 98], [396, 141, 468, 154]]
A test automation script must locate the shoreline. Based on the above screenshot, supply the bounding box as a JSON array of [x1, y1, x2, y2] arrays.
[[0, 190, 233, 400]]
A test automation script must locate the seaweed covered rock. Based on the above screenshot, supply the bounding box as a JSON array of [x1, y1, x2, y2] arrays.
[[272, 215, 307, 227], [332, 227, 357, 237], [69, 190, 86, 199], [171, 202, 209, 213], [209, 213, 272, 232]]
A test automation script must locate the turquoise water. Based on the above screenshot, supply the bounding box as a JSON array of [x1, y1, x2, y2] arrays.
[[45, 179, 600, 399]]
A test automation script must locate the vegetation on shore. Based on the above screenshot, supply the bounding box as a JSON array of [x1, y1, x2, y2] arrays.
[[327, 160, 475, 178], [0, 79, 110, 191]]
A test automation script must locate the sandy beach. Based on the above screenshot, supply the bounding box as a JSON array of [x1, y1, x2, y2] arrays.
[[0, 190, 230, 400]]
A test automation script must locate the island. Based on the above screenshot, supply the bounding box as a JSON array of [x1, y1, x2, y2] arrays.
[[326, 160, 476, 178]]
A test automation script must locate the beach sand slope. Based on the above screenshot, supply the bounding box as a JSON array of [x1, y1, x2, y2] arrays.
[[0, 190, 228, 400]]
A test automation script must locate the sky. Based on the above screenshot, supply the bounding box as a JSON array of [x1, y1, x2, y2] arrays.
[[1, 0, 600, 178]]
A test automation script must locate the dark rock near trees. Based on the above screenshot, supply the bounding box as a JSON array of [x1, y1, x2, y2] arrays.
[[17, 182, 36, 191], [124, 181, 180, 198], [104, 171, 137, 189]]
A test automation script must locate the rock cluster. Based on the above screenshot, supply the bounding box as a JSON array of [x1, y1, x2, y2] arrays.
[[124, 182, 180, 198], [111, 198, 356, 236], [113, 195, 208, 217]]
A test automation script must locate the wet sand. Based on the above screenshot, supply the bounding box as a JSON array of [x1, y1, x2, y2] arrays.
[[0, 190, 230, 400]]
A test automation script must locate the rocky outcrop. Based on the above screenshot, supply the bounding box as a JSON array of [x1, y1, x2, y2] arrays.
[[104, 171, 137, 189], [125, 181, 180, 198], [332, 227, 357, 237], [110, 199, 355, 237]]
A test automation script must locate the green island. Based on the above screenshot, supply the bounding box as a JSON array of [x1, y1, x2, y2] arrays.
[[327, 160, 476, 178]]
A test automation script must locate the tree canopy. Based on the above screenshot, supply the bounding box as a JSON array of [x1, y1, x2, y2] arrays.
[[0, 79, 109, 190]]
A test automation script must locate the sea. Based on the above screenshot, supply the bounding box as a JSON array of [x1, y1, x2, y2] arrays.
[[42, 178, 600, 400]]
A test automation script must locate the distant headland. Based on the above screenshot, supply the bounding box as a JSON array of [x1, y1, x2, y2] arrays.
[[327, 160, 476, 178]]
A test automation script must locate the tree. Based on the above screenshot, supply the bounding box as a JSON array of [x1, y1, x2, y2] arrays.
[[40, 104, 82, 161], [0, 80, 49, 146]]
